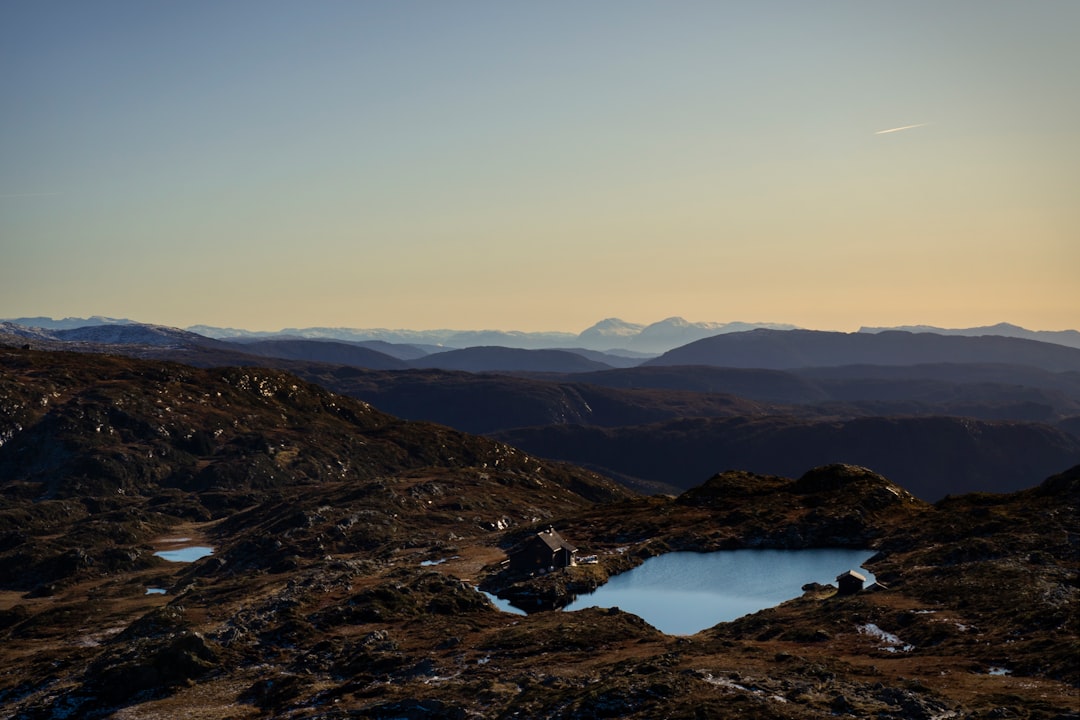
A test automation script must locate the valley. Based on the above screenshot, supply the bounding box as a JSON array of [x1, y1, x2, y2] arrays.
[[5, 318, 1078, 501], [0, 324, 1078, 718]]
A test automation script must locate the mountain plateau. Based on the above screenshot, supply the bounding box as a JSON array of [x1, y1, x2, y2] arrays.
[[0, 345, 1077, 719]]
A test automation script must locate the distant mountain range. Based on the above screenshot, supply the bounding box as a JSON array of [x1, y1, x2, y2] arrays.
[[0, 321, 221, 348], [3, 318, 1078, 501], [2, 315, 139, 330], [410, 346, 615, 373], [186, 317, 800, 354], [225, 338, 412, 370], [860, 322, 1080, 349], [5, 319, 1080, 374], [6, 316, 1078, 353]]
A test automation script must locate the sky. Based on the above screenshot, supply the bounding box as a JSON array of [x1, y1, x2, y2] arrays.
[[2, 1, 1077, 333]]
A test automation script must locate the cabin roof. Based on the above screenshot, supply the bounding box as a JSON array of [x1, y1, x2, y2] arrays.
[[535, 528, 576, 553], [836, 569, 866, 583], [511, 527, 577, 556]]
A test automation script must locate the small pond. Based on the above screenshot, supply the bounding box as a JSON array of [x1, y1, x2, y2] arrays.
[[562, 548, 876, 635], [477, 587, 527, 616], [153, 546, 214, 563]]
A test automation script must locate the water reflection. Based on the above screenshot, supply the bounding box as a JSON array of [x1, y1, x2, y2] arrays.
[[562, 549, 876, 635], [477, 587, 527, 615]]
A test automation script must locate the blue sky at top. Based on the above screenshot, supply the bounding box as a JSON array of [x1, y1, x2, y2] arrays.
[[2, 1, 1076, 331]]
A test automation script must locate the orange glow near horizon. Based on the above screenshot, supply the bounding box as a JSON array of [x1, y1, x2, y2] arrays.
[[2, 3, 1076, 333]]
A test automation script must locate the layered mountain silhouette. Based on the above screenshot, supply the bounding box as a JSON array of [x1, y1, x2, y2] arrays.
[[409, 346, 615, 373], [298, 368, 774, 435], [4, 321, 1078, 503], [9, 316, 1079, 354], [0, 321, 219, 348], [307, 365, 1080, 433], [646, 329, 1080, 372], [189, 316, 798, 353], [860, 321, 1080, 349], [574, 317, 798, 352], [1, 315, 138, 330], [222, 338, 411, 369], [548, 365, 1080, 420], [495, 415, 1080, 499]]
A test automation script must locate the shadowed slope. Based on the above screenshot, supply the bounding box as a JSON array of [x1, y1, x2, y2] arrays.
[[496, 415, 1080, 500], [647, 329, 1080, 372]]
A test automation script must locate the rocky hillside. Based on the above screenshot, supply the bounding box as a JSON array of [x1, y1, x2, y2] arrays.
[[0, 348, 627, 593], [0, 347, 1077, 719]]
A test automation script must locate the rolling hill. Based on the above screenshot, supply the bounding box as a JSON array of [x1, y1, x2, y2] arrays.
[[495, 415, 1080, 499], [409, 346, 615, 373], [220, 338, 409, 369], [646, 329, 1080, 372]]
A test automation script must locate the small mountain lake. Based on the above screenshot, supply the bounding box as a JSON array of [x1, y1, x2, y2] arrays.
[[561, 548, 876, 635], [477, 587, 527, 615], [153, 546, 214, 563]]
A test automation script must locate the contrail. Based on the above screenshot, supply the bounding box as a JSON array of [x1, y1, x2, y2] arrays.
[[0, 192, 61, 198], [875, 123, 930, 135]]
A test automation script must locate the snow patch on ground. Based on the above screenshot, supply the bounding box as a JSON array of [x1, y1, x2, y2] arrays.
[[857, 623, 914, 652], [698, 672, 787, 702], [420, 556, 458, 567]]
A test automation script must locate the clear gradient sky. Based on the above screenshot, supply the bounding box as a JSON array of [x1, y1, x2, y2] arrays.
[[2, 1, 1077, 333]]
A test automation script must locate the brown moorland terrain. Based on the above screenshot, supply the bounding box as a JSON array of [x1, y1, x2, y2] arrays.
[[5, 328, 1077, 501], [0, 346, 1077, 719]]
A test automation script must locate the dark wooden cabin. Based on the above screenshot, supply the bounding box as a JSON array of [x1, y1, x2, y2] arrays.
[[508, 528, 577, 574], [836, 569, 866, 595]]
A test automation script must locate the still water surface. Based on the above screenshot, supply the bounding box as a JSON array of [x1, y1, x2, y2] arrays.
[[153, 546, 214, 563], [563, 549, 876, 635], [477, 588, 527, 616]]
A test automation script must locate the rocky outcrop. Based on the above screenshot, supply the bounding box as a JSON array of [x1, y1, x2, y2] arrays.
[[2, 347, 1078, 718]]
